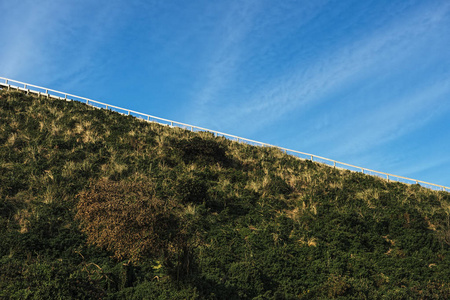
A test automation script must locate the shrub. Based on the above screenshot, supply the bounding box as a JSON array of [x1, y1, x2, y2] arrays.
[[76, 179, 184, 262], [172, 136, 228, 166]]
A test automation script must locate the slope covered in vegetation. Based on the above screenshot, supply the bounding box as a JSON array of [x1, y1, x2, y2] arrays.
[[1, 89, 450, 299]]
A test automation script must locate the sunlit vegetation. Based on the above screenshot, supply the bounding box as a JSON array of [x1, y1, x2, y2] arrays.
[[1, 89, 450, 299]]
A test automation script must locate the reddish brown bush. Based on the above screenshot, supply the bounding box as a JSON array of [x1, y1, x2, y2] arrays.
[[76, 179, 183, 262]]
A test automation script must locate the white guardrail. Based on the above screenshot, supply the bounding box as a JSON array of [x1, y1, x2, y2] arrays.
[[0, 76, 448, 192]]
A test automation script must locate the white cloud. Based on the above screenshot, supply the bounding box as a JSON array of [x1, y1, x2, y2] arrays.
[[321, 79, 450, 158], [0, 1, 54, 78], [192, 1, 261, 108], [189, 1, 328, 128], [0, 1, 132, 89], [196, 2, 450, 134]]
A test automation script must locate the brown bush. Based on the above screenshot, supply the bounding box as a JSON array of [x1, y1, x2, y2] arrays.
[[76, 179, 183, 262]]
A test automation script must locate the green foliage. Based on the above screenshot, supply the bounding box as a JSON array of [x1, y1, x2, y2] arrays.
[[171, 136, 229, 166], [1, 89, 450, 298], [176, 174, 209, 204]]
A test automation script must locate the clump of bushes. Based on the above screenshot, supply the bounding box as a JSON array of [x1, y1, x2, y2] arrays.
[[172, 136, 229, 166]]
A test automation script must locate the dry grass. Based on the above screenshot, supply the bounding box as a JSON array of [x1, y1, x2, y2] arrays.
[[62, 161, 77, 178], [184, 204, 197, 216], [355, 188, 379, 209], [82, 129, 99, 143], [6, 133, 18, 146], [296, 236, 318, 247], [14, 208, 31, 234]]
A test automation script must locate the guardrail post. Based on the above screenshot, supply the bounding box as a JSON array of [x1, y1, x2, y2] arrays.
[[387, 174, 389, 182], [86, 100, 89, 105], [361, 168, 364, 174], [311, 155, 313, 161], [333, 161, 336, 168], [128, 110, 130, 115]]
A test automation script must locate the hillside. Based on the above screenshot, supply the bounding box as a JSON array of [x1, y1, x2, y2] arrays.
[[1, 89, 450, 299]]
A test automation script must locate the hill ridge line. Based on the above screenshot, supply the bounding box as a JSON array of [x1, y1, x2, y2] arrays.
[[0, 76, 448, 192]]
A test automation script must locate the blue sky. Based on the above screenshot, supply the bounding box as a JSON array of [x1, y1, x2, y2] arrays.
[[1, 0, 449, 187]]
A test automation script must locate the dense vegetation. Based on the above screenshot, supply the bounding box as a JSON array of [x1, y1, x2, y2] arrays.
[[1, 89, 450, 299]]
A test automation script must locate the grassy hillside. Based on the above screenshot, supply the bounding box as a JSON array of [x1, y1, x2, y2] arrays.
[[1, 89, 450, 299]]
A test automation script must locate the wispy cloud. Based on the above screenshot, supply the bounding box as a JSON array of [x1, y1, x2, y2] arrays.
[[0, 1, 54, 79], [195, 2, 450, 135], [189, 1, 328, 126], [313, 78, 450, 158], [0, 1, 132, 90], [192, 1, 261, 108]]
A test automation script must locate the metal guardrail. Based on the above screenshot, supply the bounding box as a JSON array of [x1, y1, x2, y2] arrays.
[[1, 76, 448, 192]]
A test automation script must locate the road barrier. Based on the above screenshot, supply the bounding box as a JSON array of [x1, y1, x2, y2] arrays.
[[1, 76, 448, 192]]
